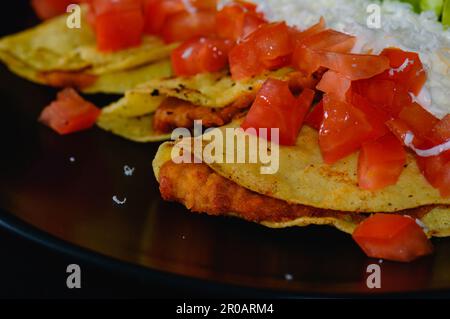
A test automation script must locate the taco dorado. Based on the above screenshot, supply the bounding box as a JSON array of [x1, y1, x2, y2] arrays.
[[151, 0, 450, 262], [32, 0, 323, 140], [0, 2, 176, 93]]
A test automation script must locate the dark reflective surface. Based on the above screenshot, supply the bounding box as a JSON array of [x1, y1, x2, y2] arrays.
[[1, 2, 450, 296]]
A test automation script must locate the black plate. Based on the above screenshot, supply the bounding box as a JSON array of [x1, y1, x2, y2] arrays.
[[1, 1, 450, 298]]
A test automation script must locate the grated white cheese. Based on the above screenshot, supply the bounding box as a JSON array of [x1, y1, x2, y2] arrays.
[[416, 218, 429, 233], [253, 0, 450, 118], [388, 58, 414, 76], [112, 196, 127, 205], [123, 165, 135, 176], [284, 273, 294, 281]]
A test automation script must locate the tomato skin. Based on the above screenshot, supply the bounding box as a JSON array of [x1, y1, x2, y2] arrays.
[[161, 10, 217, 43], [216, 3, 266, 41], [171, 37, 234, 76], [229, 22, 294, 80], [31, 0, 80, 20], [39, 88, 101, 135], [297, 29, 356, 53], [358, 133, 406, 191], [294, 48, 390, 80], [241, 79, 315, 146], [353, 214, 433, 262], [305, 100, 324, 130], [319, 94, 373, 164], [290, 17, 326, 46]]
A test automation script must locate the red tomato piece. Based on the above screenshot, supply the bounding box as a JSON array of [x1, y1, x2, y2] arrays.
[[216, 2, 267, 41], [298, 29, 356, 53], [398, 102, 439, 138], [353, 214, 433, 262], [39, 88, 101, 135], [358, 133, 407, 191], [352, 79, 395, 109], [241, 79, 315, 145], [319, 94, 373, 164], [305, 100, 324, 130], [430, 115, 450, 144], [31, 0, 79, 20], [229, 22, 294, 80], [143, 0, 185, 35], [385, 118, 425, 148], [376, 48, 427, 96], [294, 48, 391, 80], [416, 148, 450, 197], [350, 93, 390, 141], [93, 0, 144, 52], [161, 10, 217, 43], [316, 70, 351, 101], [171, 37, 234, 76], [290, 17, 326, 46]]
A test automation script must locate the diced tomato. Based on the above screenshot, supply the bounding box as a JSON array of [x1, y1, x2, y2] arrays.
[[358, 133, 406, 191], [92, 0, 144, 52], [229, 22, 294, 80], [143, 0, 185, 35], [161, 10, 216, 43], [385, 118, 424, 148], [216, 2, 267, 41], [31, 0, 80, 20], [90, 0, 142, 15], [190, 0, 218, 10], [350, 93, 390, 140], [241, 79, 315, 145], [352, 79, 395, 109], [229, 40, 263, 80], [353, 214, 433, 262], [290, 17, 326, 46], [430, 115, 450, 144], [319, 94, 373, 164], [316, 70, 351, 101], [398, 102, 439, 138], [376, 48, 427, 96], [416, 148, 450, 197], [294, 48, 390, 80], [298, 29, 356, 53], [305, 100, 324, 130], [39, 88, 101, 135], [171, 37, 234, 76]]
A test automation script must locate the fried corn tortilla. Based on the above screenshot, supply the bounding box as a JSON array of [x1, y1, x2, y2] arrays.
[[152, 124, 450, 238], [0, 6, 175, 93], [96, 68, 318, 142]]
